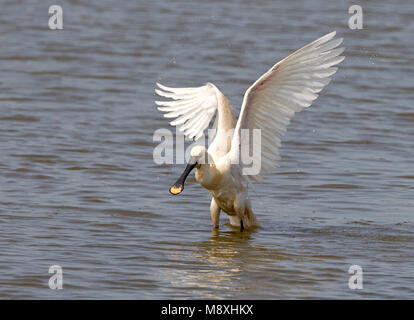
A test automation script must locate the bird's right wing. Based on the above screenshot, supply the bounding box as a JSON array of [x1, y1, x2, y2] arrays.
[[230, 31, 345, 181], [155, 82, 222, 140]]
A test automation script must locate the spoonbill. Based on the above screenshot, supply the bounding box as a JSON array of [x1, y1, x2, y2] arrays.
[[155, 31, 344, 231]]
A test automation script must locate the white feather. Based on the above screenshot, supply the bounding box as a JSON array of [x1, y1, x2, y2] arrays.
[[231, 31, 345, 179], [155, 82, 221, 140]]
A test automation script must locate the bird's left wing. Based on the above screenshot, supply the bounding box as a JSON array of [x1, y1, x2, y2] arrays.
[[230, 31, 345, 182], [155, 82, 221, 140]]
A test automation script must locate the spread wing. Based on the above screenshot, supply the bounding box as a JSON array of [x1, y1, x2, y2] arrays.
[[230, 31, 345, 181], [155, 82, 221, 140]]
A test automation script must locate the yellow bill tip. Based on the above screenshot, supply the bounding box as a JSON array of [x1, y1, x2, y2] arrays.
[[169, 185, 183, 195]]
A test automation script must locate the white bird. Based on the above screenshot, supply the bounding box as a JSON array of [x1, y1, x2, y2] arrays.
[[155, 31, 344, 231]]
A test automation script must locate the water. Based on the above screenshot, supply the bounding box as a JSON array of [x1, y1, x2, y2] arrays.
[[0, 0, 413, 299]]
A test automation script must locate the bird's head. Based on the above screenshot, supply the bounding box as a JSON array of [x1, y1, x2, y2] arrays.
[[169, 145, 208, 195]]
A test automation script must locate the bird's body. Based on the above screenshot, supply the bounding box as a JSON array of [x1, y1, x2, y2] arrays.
[[156, 32, 344, 230]]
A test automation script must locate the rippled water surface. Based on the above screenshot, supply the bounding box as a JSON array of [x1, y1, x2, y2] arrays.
[[0, 0, 413, 299]]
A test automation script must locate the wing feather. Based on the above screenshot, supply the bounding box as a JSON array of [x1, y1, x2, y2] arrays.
[[230, 31, 345, 181], [155, 82, 222, 140]]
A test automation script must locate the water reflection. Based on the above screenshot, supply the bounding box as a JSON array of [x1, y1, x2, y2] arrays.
[[160, 227, 304, 298]]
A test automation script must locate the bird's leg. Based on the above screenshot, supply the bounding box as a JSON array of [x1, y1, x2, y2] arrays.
[[234, 193, 246, 232], [245, 197, 260, 228], [210, 198, 221, 229]]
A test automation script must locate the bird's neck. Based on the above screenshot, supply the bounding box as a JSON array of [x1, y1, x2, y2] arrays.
[[216, 91, 236, 131], [195, 163, 221, 190]]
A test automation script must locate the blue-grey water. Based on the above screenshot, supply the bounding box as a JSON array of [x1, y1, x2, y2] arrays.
[[0, 0, 413, 299]]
